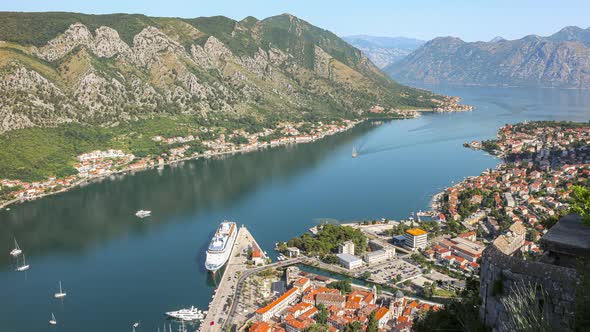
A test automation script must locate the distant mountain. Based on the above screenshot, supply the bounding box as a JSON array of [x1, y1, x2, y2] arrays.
[[386, 26, 590, 89], [343, 35, 424, 69], [0, 12, 449, 134]]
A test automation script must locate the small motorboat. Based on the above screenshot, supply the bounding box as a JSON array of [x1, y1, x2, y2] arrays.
[[135, 210, 151, 218]]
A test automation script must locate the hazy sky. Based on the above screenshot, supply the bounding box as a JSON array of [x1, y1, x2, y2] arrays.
[[2, 0, 588, 42]]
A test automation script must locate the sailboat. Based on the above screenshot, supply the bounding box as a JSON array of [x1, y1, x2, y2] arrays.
[[10, 238, 22, 257], [16, 254, 30, 272], [49, 313, 57, 325], [352, 146, 358, 158], [54, 281, 67, 299]]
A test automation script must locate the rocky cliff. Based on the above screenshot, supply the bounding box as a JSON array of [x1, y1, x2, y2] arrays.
[[386, 26, 590, 89], [0, 12, 446, 133]]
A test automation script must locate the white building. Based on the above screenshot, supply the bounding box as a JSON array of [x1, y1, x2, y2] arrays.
[[338, 240, 355, 255], [404, 228, 428, 250], [255, 287, 300, 321], [337, 253, 363, 270], [363, 247, 396, 265]]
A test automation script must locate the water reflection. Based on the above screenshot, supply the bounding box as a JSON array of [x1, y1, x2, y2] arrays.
[[0, 123, 374, 267]]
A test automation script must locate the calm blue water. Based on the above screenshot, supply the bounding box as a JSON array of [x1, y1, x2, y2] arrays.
[[0, 86, 589, 331]]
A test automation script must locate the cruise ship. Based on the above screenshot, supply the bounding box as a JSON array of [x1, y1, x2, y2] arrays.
[[205, 221, 237, 272]]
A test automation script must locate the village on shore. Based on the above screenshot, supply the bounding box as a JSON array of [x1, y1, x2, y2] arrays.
[[0, 94, 472, 210], [1, 119, 363, 208]]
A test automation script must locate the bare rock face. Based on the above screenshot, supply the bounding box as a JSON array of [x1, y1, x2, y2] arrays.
[[93, 26, 132, 58], [34, 23, 94, 61], [132, 26, 187, 67], [314, 46, 333, 79], [0, 65, 75, 132]]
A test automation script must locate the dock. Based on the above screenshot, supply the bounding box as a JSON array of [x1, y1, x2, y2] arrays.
[[201, 225, 301, 332], [201, 225, 264, 332]]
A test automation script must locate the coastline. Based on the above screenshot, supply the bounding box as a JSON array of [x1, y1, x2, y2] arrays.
[[0, 119, 364, 210], [0, 100, 474, 211]]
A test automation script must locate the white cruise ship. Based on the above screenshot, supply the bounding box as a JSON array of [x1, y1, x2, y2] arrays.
[[205, 221, 237, 272]]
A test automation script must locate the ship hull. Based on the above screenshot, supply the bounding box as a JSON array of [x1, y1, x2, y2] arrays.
[[205, 221, 237, 272]]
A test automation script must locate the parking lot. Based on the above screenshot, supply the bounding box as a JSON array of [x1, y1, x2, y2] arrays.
[[365, 257, 422, 285]]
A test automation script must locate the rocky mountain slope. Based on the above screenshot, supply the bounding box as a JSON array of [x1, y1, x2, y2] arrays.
[[343, 35, 424, 69], [386, 26, 590, 88], [0, 12, 447, 134]]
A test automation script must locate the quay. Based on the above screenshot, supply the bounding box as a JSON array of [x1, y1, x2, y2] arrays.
[[201, 225, 301, 332]]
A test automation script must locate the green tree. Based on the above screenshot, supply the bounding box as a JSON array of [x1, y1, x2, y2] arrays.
[[316, 304, 328, 324], [367, 311, 378, 332], [327, 279, 352, 294], [342, 321, 363, 332], [570, 185, 590, 226], [305, 324, 329, 332]]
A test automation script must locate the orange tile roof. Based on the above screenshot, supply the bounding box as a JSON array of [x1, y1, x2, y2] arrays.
[[256, 288, 297, 314], [294, 277, 309, 288], [249, 321, 272, 332], [406, 228, 427, 236], [374, 306, 389, 320]]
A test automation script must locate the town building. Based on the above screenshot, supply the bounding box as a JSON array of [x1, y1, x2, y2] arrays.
[[338, 240, 355, 255], [404, 228, 428, 250], [336, 253, 363, 270], [315, 293, 345, 308], [255, 287, 300, 321], [286, 247, 300, 258], [363, 247, 395, 265]]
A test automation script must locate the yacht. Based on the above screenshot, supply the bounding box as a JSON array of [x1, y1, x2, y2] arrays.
[[352, 146, 358, 158], [205, 221, 237, 272], [54, 281, 67, 299], [10, 238, 22, 257], [135, 210, 151, 218], [165, 306, 205, 321], [16, 254, 30, 272], [49, 313, 57, 325]]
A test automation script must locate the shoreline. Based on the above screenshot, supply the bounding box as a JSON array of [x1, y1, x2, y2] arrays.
[[0, 102, 474, 211], [0, 119, 364, 210]]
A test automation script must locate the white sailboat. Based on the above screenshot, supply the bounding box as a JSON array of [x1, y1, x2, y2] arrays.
[[352, 146, 358, 158], [10, 238, 22, 257], [54, 281, 67, 299], [49, 312, 57, 325], [16, 254, 30, 272]]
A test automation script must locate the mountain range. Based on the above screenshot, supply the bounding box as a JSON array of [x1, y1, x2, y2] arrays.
[[0, 12, 448, 134], [343, 35, 424, 69], [386, 26, 590, 88]]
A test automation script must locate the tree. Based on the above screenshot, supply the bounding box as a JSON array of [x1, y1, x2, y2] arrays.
[[305, 324, 329, 332], [367, 311, 378, 332], [362, 271, 372, 280], [570, 185, 590, 226], [342, 321, 363, 332], [327, 279, 352, 294], [316, 304, 328, 324]]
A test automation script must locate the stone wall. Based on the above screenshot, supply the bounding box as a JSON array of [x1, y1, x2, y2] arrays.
[[479, 245, 580, 331]]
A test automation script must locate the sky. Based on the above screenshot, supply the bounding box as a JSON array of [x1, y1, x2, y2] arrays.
[[2, 0, 589, 42]]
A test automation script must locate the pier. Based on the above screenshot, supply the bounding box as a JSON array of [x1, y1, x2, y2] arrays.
[[201, 225, 301, 332]]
